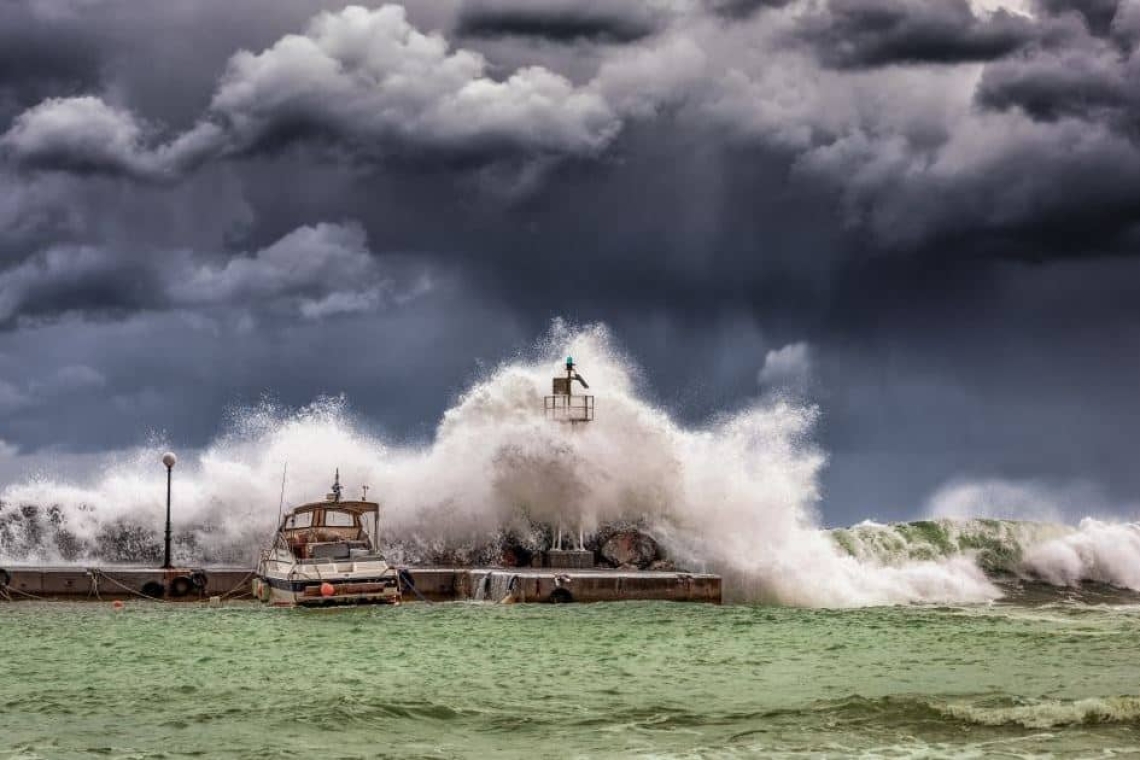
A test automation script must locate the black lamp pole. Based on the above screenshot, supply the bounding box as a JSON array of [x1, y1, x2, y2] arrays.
[[162, 452, 177, 569]]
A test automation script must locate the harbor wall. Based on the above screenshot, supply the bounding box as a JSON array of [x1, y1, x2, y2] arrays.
[[0, 566, 721, 604]]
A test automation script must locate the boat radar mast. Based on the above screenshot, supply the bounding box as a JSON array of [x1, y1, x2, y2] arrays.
[[544, 356, 595, 424], [326, 469, 343, 503]]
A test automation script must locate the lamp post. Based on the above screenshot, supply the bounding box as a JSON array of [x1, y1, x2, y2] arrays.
[[161, 451, 177, 569]]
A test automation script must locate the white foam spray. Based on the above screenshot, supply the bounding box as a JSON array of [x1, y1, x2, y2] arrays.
[[1021, 519, 1140, 589], [0, 322, 1132, 605]]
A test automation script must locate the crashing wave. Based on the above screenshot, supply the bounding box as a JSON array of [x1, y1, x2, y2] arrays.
[[937, 695, 1140, 729], [0, 322, 1136, 606], [830, 518, 1140, 592]]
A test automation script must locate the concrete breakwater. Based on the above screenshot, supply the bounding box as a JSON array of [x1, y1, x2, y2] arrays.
[[0, 566, 721, 604]]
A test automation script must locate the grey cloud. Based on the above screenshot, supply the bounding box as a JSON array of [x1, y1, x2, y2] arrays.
[[169, 222, 403, 318], [8, 0, 1136, 261], [2, 4, 623, 181], [209, 5, 619, 159], [976, 35, 1138, 128], [793, 114, 1140, 254], [1036, 0, 1122, 35], [32, 364, 107, 395], [0, 0, 1139, 524], [456, 0, 661, 42], [0, 96, 224, 181], [0, 3, 101, 116], [792, 0, 1038, 69], [1112, 0, 1140, 45], [0, 221, 424, 328], [706, 0, 795, 19], [0, 243, 162, 326], [0, 380, 33, 414]]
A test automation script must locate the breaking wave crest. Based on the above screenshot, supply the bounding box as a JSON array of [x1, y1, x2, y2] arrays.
[[938, 696, 1140, 729], [0, 323, 1136, 606], [787, 694, 1140, 730], [831, 519, 1140, 592]]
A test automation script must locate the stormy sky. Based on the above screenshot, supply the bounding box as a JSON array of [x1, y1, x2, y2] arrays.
[[1, 0, 1138, 524]]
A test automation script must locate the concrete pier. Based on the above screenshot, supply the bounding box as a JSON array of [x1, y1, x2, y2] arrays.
[[1, 565, 721, 604], [0, 566, 253, 601]]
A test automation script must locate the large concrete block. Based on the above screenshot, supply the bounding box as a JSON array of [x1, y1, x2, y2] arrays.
[[544, 550, 594, 569]]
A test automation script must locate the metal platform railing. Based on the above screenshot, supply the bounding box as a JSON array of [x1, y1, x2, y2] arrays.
[[544, 395, 594, 422]]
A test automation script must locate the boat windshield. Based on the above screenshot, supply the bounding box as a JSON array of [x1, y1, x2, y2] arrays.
[[279, 503, 378, 560]]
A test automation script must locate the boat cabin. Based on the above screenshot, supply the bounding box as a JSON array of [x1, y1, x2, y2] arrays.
[[279, 500, 379, 561]]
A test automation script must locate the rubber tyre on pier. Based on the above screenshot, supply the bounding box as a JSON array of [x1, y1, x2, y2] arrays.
[[549, 587, 574, 604], [168, 576, 194, 598], [140, 581, 165, 599]]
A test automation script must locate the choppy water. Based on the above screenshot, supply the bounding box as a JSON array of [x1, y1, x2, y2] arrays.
[[3, 599, 1139, 758]]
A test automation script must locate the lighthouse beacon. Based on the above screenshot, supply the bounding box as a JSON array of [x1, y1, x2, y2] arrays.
[[543, 357, 596, 568]]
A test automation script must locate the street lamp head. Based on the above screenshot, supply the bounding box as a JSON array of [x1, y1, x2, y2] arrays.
[[162, 452, 177, 469]]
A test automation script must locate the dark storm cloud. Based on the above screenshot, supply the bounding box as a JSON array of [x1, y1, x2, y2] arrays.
[[1, 0, 1139, 521], [0, 4, 101, 116], [0, 5, 623, 182], [706, 0, 795, 19], [0, 97, 222, 182], [1036, 0, 1122, 35], [455, 0, 660, 42], [0, 221, 428, 329], [976, 33, 1138, 127], [792, 0, 1038, 68]]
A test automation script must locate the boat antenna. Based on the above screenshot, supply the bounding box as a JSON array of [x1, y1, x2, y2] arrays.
[[332, 468, 342, 503], [276, 462, 288, 527]]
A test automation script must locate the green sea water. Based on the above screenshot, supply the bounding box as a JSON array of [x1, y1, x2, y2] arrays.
[[2, 600, 1139, 759]]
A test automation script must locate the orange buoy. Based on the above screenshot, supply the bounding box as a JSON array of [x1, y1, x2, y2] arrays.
[[112, 600, 124, 610], [320, 582, 335, 598]]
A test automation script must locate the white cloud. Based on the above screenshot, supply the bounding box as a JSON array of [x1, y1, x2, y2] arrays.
[[758, 342, 813, 389], [1, 5, 630, 181], [171, 222, 383, 309], [0, 96, 222, 181], [210, 5, 619, 158], [925, 477, 1140, 523]]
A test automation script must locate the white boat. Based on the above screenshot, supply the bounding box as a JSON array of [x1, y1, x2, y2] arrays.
[[253, 472, 401, 607]]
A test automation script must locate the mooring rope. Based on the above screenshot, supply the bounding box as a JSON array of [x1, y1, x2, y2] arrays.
[[1, 585, 52, 602], [215, 570, 258, 601], [398, 569, 432, 604], [87, 569, 102, 602], [90, 569, 173, 604]]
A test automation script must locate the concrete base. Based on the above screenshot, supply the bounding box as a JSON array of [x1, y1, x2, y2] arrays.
[[543, 549, 595, 569], [1, 565, 721, 605], [0, 566, 253, 601], [460, 569, 721, 604]]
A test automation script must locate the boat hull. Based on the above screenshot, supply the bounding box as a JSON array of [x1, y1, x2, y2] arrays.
[[253, 573, 401, 608]]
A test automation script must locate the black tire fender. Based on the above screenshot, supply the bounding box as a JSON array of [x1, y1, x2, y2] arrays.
[[168, 576, 194, 598], [140, 580, 165, 598]]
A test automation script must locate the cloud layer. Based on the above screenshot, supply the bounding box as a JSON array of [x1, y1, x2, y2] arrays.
[[0, 221, 422, 327], [1, 0, 1138, 521]]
